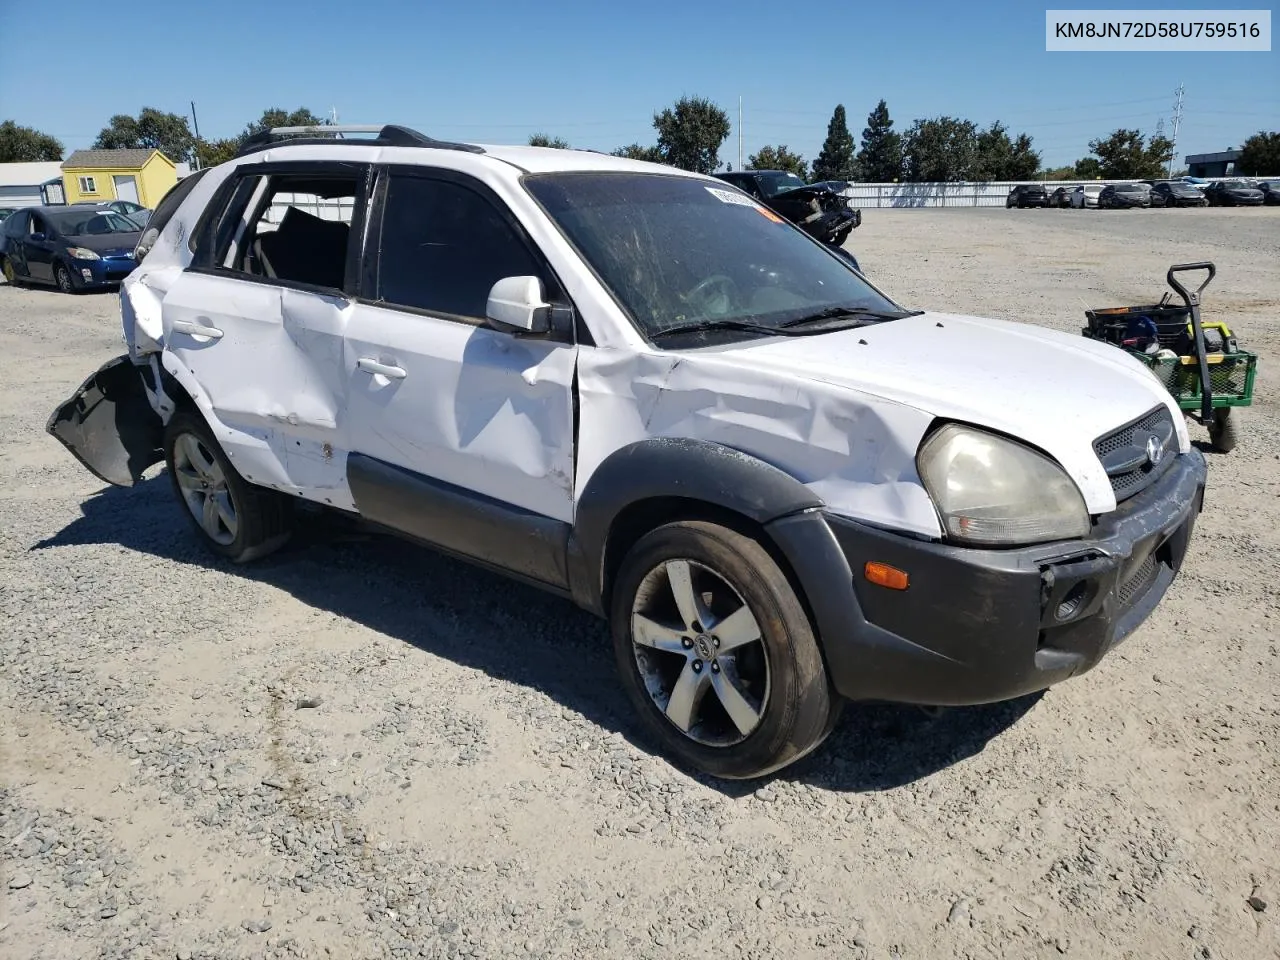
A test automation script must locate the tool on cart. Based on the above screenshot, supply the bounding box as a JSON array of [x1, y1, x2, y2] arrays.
[[1082, 261, 1257, 453]]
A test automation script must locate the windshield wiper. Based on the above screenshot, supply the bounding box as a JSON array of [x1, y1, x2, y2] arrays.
[[651, 318, 817, 341], [778, 306, 924, 329]]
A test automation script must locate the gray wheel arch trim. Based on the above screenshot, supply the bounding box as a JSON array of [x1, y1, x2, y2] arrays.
[[571, 437, 824, 612]]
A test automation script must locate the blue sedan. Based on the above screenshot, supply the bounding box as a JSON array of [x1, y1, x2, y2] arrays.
[[1, 205, 141, 292]]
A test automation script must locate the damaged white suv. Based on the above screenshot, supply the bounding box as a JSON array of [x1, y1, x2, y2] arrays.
[[48, 125, 1207, 779]]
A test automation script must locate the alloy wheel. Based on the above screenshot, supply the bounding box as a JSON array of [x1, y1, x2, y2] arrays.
[[630, 559, 770, 747], [55, 265, 73, 293], [172, 432, 238, 545]]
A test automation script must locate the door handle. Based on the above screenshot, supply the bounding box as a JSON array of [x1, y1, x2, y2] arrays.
[[357, 358, 407, 379], [172, 318, 224, 339]]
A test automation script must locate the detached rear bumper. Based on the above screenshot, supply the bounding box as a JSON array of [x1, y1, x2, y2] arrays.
[[767, 449, 1206, 706], [46, 354, 163, 486]]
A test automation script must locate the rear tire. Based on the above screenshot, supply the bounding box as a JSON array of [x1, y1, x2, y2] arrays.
[[163, 410, 294, 562], [610, 520, 840, 780], [1208, 408, 1239, 453]]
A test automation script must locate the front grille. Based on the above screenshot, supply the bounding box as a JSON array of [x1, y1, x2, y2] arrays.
[[1093, 406, 1177, 503], [1118, 553, 1159, 607]]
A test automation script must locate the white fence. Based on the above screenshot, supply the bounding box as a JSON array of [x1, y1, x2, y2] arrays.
[[842, 179, 1131, 208]]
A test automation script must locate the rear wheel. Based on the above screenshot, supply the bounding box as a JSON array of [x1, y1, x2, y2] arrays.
[[163, 410, 294, 562], [610, 520, 840, 779], [1208, 408, 1239, 453]]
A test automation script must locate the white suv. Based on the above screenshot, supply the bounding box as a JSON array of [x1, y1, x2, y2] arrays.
[[47, 125, 1207, 779]]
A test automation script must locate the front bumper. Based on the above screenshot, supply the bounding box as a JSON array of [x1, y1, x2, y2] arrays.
[[766, 448, 1206, 706], [72, 254, 137, 287]]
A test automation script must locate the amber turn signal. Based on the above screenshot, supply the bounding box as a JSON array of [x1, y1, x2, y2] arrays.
[[863, 561, 909, 590]]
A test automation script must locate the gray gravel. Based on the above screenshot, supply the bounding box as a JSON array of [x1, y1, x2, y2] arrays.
[[2, 206, 1278, 959]]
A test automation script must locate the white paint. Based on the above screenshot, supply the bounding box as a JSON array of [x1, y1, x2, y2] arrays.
[[114, 140, 1184, 543]]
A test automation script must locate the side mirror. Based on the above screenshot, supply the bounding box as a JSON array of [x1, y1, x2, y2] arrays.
[[486, 276, 550, 334]]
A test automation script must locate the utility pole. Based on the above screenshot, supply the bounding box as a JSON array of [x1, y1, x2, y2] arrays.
[[738, 96, 743, 170], [190, 101, 202, 170], [1168, 83, 1185, 177]]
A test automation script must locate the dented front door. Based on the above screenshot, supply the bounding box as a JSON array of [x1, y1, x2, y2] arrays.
[[343, 302, 577, 523]]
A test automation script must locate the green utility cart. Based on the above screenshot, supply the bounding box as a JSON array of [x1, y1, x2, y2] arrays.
[[1083, 261, 1257, 453]]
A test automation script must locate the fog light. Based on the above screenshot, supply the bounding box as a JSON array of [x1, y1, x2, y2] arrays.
[[81, 268, 92, 280], [864, 562, 909, 591], [1055, 582, 1089, 621]]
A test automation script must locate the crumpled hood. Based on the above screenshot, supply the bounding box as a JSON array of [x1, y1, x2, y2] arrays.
[[712, 310, 1189, 513]]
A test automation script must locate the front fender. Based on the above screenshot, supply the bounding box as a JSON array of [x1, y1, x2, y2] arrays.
[[572, 437, 824, 610]]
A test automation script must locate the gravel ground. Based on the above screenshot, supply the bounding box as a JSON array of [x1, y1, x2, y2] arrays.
[[2, 207, 1278, 960]]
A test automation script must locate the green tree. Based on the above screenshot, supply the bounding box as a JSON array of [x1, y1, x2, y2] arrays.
[[857, 99, 903, 182], [94, 108, 196, 163], [1073, 156, 1103, 179], [902, 116, 979, 181], [652, 96, 731, 174], [243, 108, 329, 138], [811, 105, 857, 182], [528, 133, 570, 148], [748, 144, 808, 179], [1236, 130, 1280, 176], [1041, 165, 1078, 181], [971, 121, 1041, 180], [611, 143, 664, 163], [0, 120, 63, 162], [1077, 128, 1174, 179], [194, 138, 241, 168]]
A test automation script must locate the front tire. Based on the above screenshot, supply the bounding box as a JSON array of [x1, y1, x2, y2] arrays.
[[54, 262, 76, 294], [610, 520, 839, 780], [163, 410, 294, 562], [1208, 408, 1239, 453]]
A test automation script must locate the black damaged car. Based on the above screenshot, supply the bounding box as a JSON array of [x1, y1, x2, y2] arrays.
[[1205, 179, 1265, 206], [1149, 181, 1208, 207], [713, 170, 863, 270]]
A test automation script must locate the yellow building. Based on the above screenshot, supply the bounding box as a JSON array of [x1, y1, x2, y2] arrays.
[[60, 148, 177, 208]]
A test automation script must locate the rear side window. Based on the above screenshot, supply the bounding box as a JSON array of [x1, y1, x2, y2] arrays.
[[375, 174, 547, 320], [134, 167, 209, 261]]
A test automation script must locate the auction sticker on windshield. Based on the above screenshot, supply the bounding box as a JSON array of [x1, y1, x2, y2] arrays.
[[705, 187, 759, 207]]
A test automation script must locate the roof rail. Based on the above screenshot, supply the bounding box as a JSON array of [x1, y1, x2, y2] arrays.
[[234, 124, 485, 158]]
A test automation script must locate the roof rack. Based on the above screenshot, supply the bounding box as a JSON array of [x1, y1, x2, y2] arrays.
[[235, 124, 485, 158]]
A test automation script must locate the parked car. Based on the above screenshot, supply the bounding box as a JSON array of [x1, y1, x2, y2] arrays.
[[1257, 180, 1280, 205], [0, 207, 16, 222], [1048, 185, 1072, 208], [1178, 176, 1210, 189], [46, 124, 1208, 780], [73, 198, 152, 227], [1098, 183, 1151, 209], [1205, 179, 1265, 206], [1070, 184, 1103, 208], [1149, 181, 1209, 207], [1, 205, 141, 292], [1005, 184, 1048, 208], [712, 169, 862, 269]]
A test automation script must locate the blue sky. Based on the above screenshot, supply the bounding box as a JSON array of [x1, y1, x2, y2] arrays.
[[1, 0, 1274, 171]]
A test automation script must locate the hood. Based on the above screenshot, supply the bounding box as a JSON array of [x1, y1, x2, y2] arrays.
[[705, 311, 1188, 514], [65, 231, 141, 256], [1225, 186, 1263, 196]]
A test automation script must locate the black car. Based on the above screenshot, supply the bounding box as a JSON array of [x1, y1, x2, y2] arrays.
[[1, 205, 141, 292], [1258, 180, 1280, 205], [1098, 183, 1151, 209], [713, 169, 862, 267], [1149, 181, 1208, 207], [1048, 185, 1073, 208], [1005, 184, 1048, 208], [1205, 179, 1265, 206]]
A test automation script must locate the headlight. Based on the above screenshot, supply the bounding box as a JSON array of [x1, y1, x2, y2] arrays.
[[66, 247, 100, 261], [917, 424, 1090, 546]]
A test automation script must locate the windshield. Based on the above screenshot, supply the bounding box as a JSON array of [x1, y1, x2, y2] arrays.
[[525, 172, 901, 338], [754, 171, 808, 197], [49, 210, 141, 236]]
